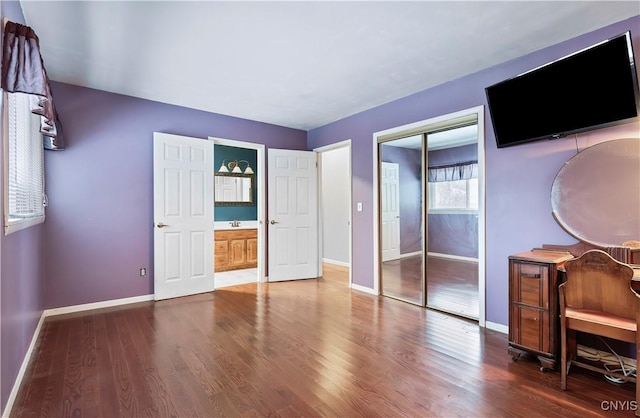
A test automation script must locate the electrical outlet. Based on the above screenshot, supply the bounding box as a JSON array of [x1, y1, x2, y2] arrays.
[[140, 268, 147, 276]]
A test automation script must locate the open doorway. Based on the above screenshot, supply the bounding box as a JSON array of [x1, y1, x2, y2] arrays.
[[209, 137, 266, 288], [315, 140, 353, 287]]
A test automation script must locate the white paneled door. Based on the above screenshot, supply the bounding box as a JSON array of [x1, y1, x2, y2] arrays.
[[381, 162, 401, 261], [153, 132, 214, 300], [268, 149, 319, 282]]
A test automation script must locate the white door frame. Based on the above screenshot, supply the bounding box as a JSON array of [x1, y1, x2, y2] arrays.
[[372, 106, 486, 327], [208, 136, 266, 283], [314, 140, 353, 287]]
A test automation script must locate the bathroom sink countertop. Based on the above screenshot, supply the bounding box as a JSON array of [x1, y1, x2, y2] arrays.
[[214, 220, 259, 230]]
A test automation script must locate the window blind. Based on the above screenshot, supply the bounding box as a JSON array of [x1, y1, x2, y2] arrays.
[[7, 92, 45, 223]]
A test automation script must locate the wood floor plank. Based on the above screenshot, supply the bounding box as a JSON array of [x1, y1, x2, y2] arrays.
[[10, 264, 638, 417]]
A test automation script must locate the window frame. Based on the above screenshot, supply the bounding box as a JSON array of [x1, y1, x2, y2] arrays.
[[3, 91, 46, 235], [427, 177, 479, 215]]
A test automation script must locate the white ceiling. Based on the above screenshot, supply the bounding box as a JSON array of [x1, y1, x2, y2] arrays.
[[20, 1, 640, 131], [384, 124, 478, 150]]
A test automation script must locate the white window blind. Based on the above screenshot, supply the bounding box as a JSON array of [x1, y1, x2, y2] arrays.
[[4, 92, 46, 234]]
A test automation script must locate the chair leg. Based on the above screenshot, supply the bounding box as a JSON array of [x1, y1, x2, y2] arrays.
[[561, 319, 567, 390]]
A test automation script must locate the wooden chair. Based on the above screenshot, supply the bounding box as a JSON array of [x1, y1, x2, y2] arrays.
[[559, 249, 638, 414]]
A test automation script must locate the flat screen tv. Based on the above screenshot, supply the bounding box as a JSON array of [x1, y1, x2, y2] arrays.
[[486, 31, 639, 148]]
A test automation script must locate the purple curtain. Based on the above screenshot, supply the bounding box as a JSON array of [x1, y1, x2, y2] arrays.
[[2, 20, 64, 150], [428, 161, 478, 182]]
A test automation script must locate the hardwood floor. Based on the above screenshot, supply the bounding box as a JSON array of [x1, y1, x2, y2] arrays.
[[11, 264, 636, 417], [427, 256, 478, 319], [382, 255, 479, 319]]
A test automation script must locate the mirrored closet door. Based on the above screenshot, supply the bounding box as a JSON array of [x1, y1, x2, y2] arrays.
[[378, 117, 480, 320], [379, 135, 425, 306], [425, 124, 479, 319]]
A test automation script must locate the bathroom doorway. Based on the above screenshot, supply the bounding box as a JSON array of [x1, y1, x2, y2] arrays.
[[209, 137, 266, 288]]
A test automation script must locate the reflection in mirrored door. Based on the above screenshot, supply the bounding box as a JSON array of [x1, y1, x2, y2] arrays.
[[379, 135, 425, 305], [425, 123, 479, 319]]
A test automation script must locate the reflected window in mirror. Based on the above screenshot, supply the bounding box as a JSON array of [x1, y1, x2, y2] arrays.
[[427, 161, 478, 212]]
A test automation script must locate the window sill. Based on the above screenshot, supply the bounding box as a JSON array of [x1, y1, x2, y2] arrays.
[[5, 216, 45, 235], [428, 209, 478, 215]]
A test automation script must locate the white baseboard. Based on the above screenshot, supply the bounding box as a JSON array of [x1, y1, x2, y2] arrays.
[[485, 321, 508, 334], [322, 258, 350, 268], [350, 283, 378, 295], [43, 294, 154, 317], [427, 252, 478, 263], [2, 313, 45, 418], [400, 251, 422, 258]]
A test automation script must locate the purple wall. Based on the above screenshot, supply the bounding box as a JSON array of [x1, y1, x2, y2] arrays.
[[44, 83, 306, 309], [429, 144, 477, 166], [308, 16, 640, 326], [0, 1, 46, 412], [427, 214, 478, 258], [428, 144, 479, 258], [380, 145, 422, 254]]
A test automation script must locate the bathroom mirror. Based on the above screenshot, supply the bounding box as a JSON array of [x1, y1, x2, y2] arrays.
[[551, 137, 640, 247], [214, 173, 254, 206]]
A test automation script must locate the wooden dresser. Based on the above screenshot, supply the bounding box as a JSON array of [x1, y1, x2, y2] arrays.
[[214, 229, 258, 272], [508, 249, 574, 371]]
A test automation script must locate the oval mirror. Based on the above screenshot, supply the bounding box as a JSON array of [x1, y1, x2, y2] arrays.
[[551, 138, 640, 247]]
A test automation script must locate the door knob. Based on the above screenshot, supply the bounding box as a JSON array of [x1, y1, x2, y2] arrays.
[[270, 220, 279, 225], [157, 222, 170, 228]]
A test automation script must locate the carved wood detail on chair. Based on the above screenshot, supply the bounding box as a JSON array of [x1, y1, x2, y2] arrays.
[[558, 249, 639, 416]]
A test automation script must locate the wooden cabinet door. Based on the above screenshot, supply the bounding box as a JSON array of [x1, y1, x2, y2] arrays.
[[247, 238, 258, 264], [229, 239, 247, 266]]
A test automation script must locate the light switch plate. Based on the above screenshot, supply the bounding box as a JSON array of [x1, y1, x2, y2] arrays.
[[357, 202, 363, 212]]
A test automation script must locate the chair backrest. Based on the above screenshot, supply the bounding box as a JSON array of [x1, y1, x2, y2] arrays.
[[562, 249, 636, 320]]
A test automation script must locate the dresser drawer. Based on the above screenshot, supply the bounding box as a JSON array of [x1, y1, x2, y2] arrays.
[[215, 241, 228, 254], [510, 305, 550, 354], [215, 253, 229, 267], [512, 262, 549, 309]]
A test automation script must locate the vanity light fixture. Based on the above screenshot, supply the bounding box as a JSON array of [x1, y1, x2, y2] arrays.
[[238, 160, 254, 174], [218, 159, 254, 174], [218, 160, 230, 173]]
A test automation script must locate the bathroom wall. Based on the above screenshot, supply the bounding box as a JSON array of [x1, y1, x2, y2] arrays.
[[214, 144, 258, 221]]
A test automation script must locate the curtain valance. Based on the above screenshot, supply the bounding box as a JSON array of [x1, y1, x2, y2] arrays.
[[2, 20, 64, 150], [428, 161, 477, 182]]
